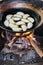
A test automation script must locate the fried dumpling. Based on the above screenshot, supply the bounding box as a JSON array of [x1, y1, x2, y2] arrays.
[[16, 21, 25, 25], [6, 14, 12, 20], [9, 23, 18, 28], [28, 17, 34, 23], [21, 24, 27, 31], [14, 14, 22, 18], [23, 14, 30, 19], [21, 19, 30, 23], [12, 17, 21, 21], [12, 27, 22, 31], [27, 22, 33, 29], [4, 20, 9, 27], [16, 12, 24, 16], [9, 19, 15, 24]]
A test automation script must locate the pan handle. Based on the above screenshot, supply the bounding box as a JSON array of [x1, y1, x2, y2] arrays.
[[30, 38, 43, 58]]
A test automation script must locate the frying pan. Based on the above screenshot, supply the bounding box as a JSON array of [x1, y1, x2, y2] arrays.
[[0, 8, 41, 34]]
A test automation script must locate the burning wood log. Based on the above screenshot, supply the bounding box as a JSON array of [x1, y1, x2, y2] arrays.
[[8, 37, 16, 47], [30, 38, 43, 58], [26, 33, 43, 58], [6, 33, 22, 47]]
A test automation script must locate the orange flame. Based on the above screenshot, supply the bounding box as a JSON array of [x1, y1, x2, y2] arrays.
[[26, 32, 34, 40], [15, 31, 32, 37]]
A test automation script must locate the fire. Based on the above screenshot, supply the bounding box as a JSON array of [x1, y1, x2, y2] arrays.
[[16, 33, 21, 36], [5, 30, 34, 49], [23, 31, 31, 35], [15, 31, 34, 43], [26, 32, 34, 40], [15, 31, 32, 37]]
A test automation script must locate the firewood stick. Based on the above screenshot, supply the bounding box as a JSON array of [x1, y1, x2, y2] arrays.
[[8, 37, 16, 47], [30, 38, 43, 58], [7, 33, 22, 47]]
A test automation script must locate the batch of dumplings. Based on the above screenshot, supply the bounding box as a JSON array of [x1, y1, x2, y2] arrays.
[[4, 12, 34, 32]]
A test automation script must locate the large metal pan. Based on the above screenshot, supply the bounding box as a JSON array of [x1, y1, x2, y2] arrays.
[[0, 8, 41, 34]]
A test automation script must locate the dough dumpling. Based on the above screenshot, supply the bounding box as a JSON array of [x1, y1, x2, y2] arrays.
[[27, 22, 33, 29], [16, 12, 24, 16], [23, 14, 30, 19], [12, 17, 20, 21], [14, 14, 22, 18], [4, 20, 9, 27], [12, 27, 22, 31], [6, 14, 12, 20], [21, 24, 27, 31], [28, 17, 34, 23], [9, 19, 15, 24], [16, 21, 25, 25], [21, 19, 30, 23], [9, 23, 18, 28]]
